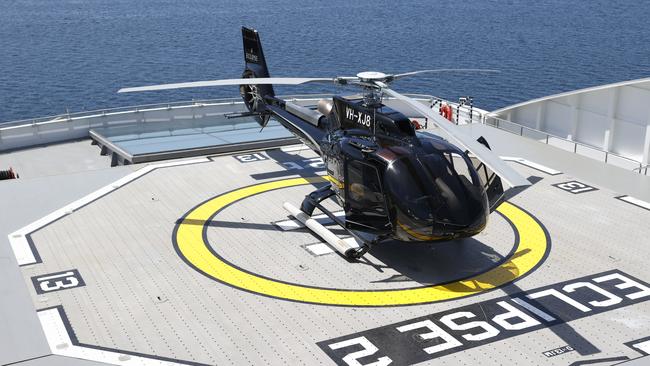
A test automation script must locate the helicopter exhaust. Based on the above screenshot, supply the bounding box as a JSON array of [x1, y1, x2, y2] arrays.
[[283, 202, 364, 258]]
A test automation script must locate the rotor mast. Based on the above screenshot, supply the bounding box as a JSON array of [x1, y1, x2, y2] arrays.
[[355, 72, 387, 107]]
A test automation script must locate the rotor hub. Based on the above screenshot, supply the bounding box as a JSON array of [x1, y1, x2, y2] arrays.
[[356, 71, 388, 82]]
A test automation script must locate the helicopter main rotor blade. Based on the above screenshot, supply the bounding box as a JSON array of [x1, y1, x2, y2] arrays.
[[118, 77, 337, 93], [381, 87, 530, 188], [390, 69, 500, 81]]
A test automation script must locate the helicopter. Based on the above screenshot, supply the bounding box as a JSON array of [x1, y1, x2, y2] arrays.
[[119, 27, 531, 258]]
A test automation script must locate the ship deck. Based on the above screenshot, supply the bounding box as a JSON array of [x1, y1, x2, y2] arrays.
[[2, 124, 650, 366]]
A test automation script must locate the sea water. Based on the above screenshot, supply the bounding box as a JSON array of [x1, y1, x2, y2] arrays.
[[1, 0, 649, 122]]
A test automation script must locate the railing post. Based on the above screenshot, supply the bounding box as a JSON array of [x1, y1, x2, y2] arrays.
[[574, 144, 577, 153], [520, 126, 523, 136], [545, 135, 549, 144], [469, 104, 473, 123], [605, 152, 608, 163]]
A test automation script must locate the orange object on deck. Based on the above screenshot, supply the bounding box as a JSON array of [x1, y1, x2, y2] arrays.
[[439, 104, 453, 121]]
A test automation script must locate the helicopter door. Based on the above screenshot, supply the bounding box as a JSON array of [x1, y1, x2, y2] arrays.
[[344, 159, 391, 233], [470, 137, 505, 211]]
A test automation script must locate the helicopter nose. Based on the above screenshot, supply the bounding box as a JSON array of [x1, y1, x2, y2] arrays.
[[395, 204, 488, 242]]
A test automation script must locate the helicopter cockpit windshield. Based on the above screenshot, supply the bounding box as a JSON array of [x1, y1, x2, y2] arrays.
[[436, 151, 480, 190], [385, 148, 487, 234]]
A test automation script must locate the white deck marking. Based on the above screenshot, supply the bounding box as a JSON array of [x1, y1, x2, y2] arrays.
[[9, 234, 36, 265], [512, 297, 556, 322], [500, 156, 562, 175], [275, 211, 345, 231], [304, 238, 361, 256], [7, 157, 209, 266], [36, 271, 75, 282], [305, 243, 334, 256], [39, 308, 184, 365], [632, 339, 650, 355], [617, 196, 650, 211], [343, 236, 362, 249]]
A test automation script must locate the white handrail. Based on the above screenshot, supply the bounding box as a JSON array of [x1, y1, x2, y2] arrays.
[[484, 115, 646, 174]]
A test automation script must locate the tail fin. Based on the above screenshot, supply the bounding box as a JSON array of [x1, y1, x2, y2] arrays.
[[240, 27, 275, 126]]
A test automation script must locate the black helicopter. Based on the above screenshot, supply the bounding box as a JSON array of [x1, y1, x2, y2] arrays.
[[119, 27, 530, 258]]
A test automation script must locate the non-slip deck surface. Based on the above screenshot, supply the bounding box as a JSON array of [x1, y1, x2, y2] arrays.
[[19, 147, 650, 365]]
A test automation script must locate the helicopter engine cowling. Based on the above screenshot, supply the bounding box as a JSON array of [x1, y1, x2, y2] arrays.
[[284, 102, 324, 127]]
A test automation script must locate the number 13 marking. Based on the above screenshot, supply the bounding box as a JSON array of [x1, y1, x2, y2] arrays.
[[31, 269, 85, 294], [39, 271, 79, 292]]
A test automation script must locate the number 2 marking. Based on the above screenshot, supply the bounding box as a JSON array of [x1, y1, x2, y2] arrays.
[[328, 336, 392, 366]]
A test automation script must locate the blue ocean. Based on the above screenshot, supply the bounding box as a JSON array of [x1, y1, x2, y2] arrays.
[[1, 0, 649, 123]]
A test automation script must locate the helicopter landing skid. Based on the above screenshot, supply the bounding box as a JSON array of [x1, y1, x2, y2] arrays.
[[282, 186, 371, 259]]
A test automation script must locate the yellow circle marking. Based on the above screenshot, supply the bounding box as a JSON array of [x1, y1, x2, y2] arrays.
[[175, 176, 549, 306]]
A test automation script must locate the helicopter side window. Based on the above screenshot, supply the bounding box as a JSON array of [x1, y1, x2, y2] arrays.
[[346, 160, 384, 208], [344, 159, 390, 231], [376, 119, 400, 138], [394, 119, 415, 136]]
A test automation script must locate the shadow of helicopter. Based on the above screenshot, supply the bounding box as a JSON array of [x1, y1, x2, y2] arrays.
[[355, 236, 521, 289], [250, 146, 325, 183], [499, 283, 601, 357], [242, 146, 551, 292]]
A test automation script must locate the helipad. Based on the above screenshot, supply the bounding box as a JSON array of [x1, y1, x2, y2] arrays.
[[6, 135, 650, 365]]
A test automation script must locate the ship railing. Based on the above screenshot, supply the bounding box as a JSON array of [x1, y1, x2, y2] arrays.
[[0, 94, 445, 152], [633, 164, 650, 175], [0, 95, 336, 152], [0, 94, 341, 128], [425, 97, 487, 125], [484, 115, 647, 175], [0, 93, 457, 129]]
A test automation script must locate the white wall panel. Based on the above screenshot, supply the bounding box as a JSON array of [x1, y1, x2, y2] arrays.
[[544, 101, 572, 138], [512, 105, 538, 128], [611, 119, 645, 160], [617, 86, 650, 125], [495, 77, 650, 167], [576, 110, 608, 147], [579, 89, 610, 116]]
